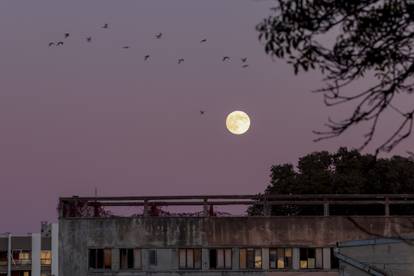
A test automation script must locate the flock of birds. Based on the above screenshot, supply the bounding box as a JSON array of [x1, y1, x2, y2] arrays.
[[48, 23, 250, 69]]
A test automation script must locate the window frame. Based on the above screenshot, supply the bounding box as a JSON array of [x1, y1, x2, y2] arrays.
[[269, 247, 292, 270], [209, 248, 232, 269], [148, 249, 157, 266], [119, 248, 142, 270], [239, 248, 262, 270], [88, 248, 112, 270], [299, 248, 323, 269], [178, 248, 202, 270]]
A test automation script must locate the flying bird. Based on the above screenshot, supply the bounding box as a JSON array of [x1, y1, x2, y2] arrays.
[[48, 42, 55, 47], [155, 33, 163, 39], [178, 58, 184, 64], [57, 41, 64, 46], [222, 56, 230, 62], [242, 64, 249, 68], [200, 39, 207, 43], [144, 55, 150, 61], [102, 23, 109, 29], [200, 110, 205, 115], [241, 58, 248, 63], [122, 46, 130, 49], [86, 37, 92, 42], [64, 33, 70, 39]]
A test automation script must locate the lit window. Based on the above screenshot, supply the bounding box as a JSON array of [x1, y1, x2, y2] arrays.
[[299, 248, 323, 269], [209, 248, 232, 269], [178, 248, 201, 269], [88, 248, 112, 270], [269, 248, 292, 269], [239, 248, 262, 269], [41, 250, 51, 265], [12, 250, 31, 265]]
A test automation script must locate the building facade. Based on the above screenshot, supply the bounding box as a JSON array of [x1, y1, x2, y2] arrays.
[[0, 223, 59, 276], [58, 195, 414, 276]]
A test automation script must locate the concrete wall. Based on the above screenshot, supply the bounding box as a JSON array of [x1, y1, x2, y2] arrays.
[[338, 240, 414, 276], [59, 216, 414, 276]]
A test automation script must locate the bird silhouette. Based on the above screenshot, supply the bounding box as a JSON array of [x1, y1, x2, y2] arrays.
[[102, 23, 109, 29], [144, 55, 150, 61], [57, 41, 64, 46], [155, 33, 163, 39], [178, 58, 184, 64], [200, 39, 207, 43], [222, 56, 230, 62], [122, 46, 130, 49], [241, 58, 247, 63], [200, 110, 205, 115], [48, 42, 55, 47], [242, 64, 249, 68], [86, 37, 92, 42], [64, 33, 70, 39]]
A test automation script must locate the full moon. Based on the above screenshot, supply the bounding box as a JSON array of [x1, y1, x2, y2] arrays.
[[226, 110, 251, 135]]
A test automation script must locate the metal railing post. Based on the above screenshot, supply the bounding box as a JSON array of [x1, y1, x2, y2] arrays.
[[323, 201, 330, 216], [385, 197, 390, 217], [7, 233, 11, 276]]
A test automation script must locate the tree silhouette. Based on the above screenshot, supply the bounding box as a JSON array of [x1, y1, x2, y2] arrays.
[[257, 0, 414, 154], [247, 147, 414, 215]]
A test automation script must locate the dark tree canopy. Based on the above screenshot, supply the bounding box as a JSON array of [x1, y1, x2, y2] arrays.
[[248, 147, 414, 215], [257, 0, 414, 154]]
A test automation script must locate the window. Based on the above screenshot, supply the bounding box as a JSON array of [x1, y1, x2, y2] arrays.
[[209, 249, 232, 269], [40, 251, 51, 265], [11, 272, 30, 276], [269, 248, 292, 269], [299, 248, 323, 269], [178, 248, 201, 269], [88, 248, 112, 270], [148, 249, 157, 266], [120, 248, 141, 269], [12, 250, 31, 265], [0, 251, 7, 265], [330, 248, 339, 269], [239, 248, 262, 269]]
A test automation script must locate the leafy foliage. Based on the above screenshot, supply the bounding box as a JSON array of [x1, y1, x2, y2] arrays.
[[248, 147, 414, 215], [257, 0, 414, 153]]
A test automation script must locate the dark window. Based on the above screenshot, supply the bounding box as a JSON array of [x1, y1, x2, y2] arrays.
[[299, 248, 323, 269], [11, 272, 30, 276], [0, 251, 7, 265], [330, 248, 339, 269], [88, 249, 111, 270], [209, 249, 232, 269], [120, 248, 141, 269], [178, 248, 202, 269], [148, 249, 157, 266], [269, 248, 292, 269], [239, 248, 262, 269]]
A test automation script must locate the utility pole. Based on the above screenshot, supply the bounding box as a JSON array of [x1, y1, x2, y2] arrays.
[[7, 232, 11, 276]]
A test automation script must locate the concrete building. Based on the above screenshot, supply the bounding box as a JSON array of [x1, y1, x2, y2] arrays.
[[58, 195, 414, 276], [0, 223, 59, 276]]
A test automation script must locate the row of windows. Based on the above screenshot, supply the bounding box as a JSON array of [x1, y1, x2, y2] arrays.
[[89, 247, 338, 270], [0, 250, 51, 266]]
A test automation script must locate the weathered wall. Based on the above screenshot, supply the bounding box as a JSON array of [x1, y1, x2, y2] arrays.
[[59, 216, 414, 276], [339, 240, 414, 276]]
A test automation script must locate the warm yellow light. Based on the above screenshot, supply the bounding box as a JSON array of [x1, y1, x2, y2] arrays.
[[226, 111, 250, 135]]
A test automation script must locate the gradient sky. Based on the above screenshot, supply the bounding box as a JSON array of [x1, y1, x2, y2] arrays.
[[0, 0, 411, 233]]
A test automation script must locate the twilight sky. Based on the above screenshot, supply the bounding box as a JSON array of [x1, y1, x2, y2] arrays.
[[0, 0, 411, 233]]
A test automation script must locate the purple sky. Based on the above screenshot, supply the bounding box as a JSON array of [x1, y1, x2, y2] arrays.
[[0, 0, 411, 233]]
